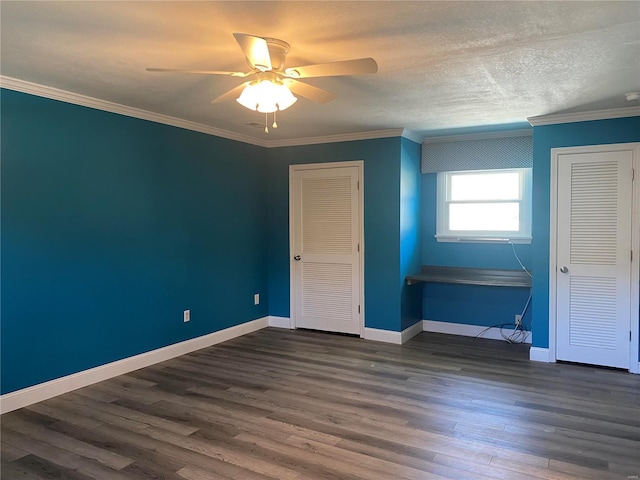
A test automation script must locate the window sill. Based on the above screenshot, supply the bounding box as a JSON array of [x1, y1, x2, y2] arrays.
[[435, 235, 532, 245]]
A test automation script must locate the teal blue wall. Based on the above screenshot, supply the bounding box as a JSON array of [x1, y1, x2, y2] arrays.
[[4, 86, 635, 395], [420, 173, 532, 329], [1, 89, 269, 394], [400, 138, 423, 330], [266, 137, 406, 332], [531, 117, 640, 352]]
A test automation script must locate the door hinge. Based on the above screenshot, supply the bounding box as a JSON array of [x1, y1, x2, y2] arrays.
[[357, 180, 360, 190], [632, 250, 633, 262], [357, 243, 360, 252], [633, 168, 635, 181], [630, 331, 632, 342], [358, 305, 361, 314]]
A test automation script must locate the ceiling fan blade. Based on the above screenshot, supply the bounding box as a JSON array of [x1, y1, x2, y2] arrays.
[[211, 82, 251, 104], [285, 79, 336, 104], [146, 68, 249, 77], [233, 33, 272, 72], [284, 57, 378, 79]]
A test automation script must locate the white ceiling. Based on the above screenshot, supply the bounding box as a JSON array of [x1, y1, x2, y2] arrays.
[[2, 1, 639, 144]]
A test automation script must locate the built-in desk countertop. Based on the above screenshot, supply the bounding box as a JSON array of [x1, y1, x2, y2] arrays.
[[405, 265, 531, 288]]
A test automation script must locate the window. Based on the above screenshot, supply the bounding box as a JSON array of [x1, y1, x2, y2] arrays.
[[436, 168, 532, 243]]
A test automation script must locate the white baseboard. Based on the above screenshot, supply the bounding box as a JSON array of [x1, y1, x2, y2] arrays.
[[363, 322, 423, 345], [529, 347, 551, 363], [401, 321, 424, 344], [269, 315, 422, 344], [271, 317, 420, 344], [422, 319, 532, 344], [268, 316, 293, 329], [528, 349, 639, 371], [0, 317, 269, 414], [363, 327, 402, 344]]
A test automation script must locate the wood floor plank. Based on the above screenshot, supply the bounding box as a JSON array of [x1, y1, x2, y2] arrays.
[[2, 414, 133, 470], [41, 395, 154, 434], [24, 408, 188, 478], [283, 434, 451, 480], [1, 458, 50, 480], [1, 428, 135, 480], [2, 329, 639, 480], [141, 424, 302, 480], [58, 391, 199, 436], [1, 439, 30, 462], [88, 421, 271, 479], [191, 429, 369, 480], [490, 456, 620, 480], [175, 464, 236, 480], [8, 455, 96, 480]]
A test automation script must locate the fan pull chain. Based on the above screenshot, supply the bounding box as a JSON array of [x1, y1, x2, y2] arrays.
[[273, 110, 278, 129], [264, 112, 269, 133]]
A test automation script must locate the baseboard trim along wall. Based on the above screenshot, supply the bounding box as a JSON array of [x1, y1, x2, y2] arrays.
[[2, 316, 593, 413], [268, 317, 425, 345], [363, 327, 403, 344], [363, 322, 423, 345], [401, 321, 425, 344], [0, 317, 269, 414], [529, 347, 551, 363], [268, 316, 293, 329], [422, 319, 532, 344], [529, 349, 640, 371]]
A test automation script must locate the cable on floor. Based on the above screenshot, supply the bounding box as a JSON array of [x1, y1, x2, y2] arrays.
[[474, 242, 532, 344]]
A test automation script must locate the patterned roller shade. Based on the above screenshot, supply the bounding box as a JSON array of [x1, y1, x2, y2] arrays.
[[421, 133, 533, 173]]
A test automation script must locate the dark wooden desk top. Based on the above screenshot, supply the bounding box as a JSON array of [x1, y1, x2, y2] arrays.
[[406, 265, 532, 288]]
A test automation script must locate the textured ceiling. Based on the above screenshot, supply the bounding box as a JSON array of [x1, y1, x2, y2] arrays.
[[1, 1, 639, 143]]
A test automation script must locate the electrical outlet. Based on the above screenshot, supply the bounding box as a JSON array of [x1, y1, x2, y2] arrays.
[[183, 309, 190, 323], [515, 314, 522, 327], [254, 293, 260, 305]]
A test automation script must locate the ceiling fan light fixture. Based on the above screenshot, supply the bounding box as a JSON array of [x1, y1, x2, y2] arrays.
[[236, 79, 297, 113]]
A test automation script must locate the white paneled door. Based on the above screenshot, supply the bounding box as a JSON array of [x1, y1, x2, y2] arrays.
[[555, 149, 633, 368], [291, 163, 362, 335]]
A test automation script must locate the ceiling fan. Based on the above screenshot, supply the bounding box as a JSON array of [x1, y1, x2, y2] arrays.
[[147, 33, 378, 132]]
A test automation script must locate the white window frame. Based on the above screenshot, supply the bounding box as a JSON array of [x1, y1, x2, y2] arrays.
[[436, 168, 532, 243]]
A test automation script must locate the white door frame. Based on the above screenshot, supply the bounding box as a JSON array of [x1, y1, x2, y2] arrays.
[[548, 142, 640, 373], [289, 161, 365, 336]]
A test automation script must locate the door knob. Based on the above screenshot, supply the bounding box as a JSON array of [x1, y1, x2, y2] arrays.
[[294, 255, 301, 261], [560, 266, 568, 273]]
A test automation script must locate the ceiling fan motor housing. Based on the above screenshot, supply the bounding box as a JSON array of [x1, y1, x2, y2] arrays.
[[264, 38, 290, 72]]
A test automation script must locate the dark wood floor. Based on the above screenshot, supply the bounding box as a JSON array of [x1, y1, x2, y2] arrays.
[[2, 329, 639, 480]]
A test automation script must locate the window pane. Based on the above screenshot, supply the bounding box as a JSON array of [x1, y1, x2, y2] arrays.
[[449, 203, 520, 231], [450, 172, 520, 201]]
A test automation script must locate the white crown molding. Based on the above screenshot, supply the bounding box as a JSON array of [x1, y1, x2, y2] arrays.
[[423, 128, 532, 144], [527, 106, 640, 126], [1, 75, 410, 148], [401, 129, 424, 144], [0, 75, 269, 147], [264, 128, 406, 148]]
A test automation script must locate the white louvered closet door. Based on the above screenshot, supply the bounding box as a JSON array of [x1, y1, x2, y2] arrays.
[[556, 150, 633, 368], [292, 165, 361, 334]]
